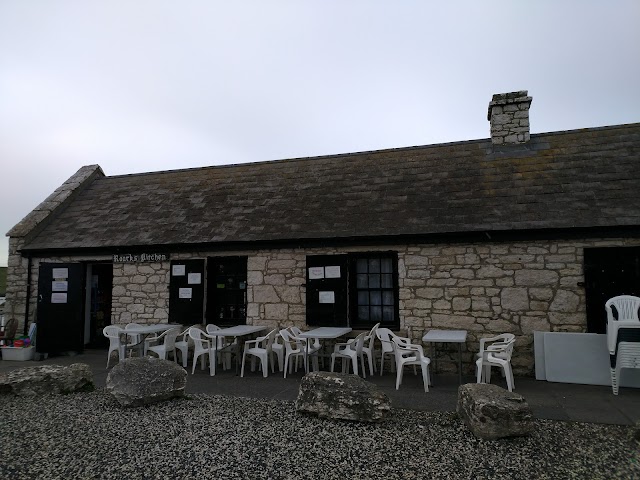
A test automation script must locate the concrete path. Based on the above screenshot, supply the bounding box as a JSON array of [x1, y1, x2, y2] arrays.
[[1, 349, 639, 425]]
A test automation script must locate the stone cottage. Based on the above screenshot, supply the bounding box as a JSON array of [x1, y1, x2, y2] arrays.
[[4, 91, 640, 374]]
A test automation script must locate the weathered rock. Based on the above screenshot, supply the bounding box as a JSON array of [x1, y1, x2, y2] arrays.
[[457, 383, 533, 440], [0, 363, 94, 396], [295, 371, 390, 422], [106, 357, 187, 407], [633, 421, 640, 445]]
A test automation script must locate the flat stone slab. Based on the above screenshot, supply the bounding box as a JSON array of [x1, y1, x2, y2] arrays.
[[107, 357, 187, 407], [457, 383, 534, 440], [296, 371, 391, 423], [0, 363, 94, 396]]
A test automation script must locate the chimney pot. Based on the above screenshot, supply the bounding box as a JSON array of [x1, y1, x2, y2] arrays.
[[488, 90, 532, 145]]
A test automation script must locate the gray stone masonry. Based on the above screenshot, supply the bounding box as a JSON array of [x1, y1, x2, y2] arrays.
[[6, 237, 640, 376], [487, 90, 532, 145]]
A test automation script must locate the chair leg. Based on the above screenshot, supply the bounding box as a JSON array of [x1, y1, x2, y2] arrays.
[[240, 350, 247, 377], [260, 353, 268, 378], [396, 365, 404, 390], [330, 354, 336, 373], [421, 363, 429, 392], [476, 359, 483, 384], [504, 363, 514, 392]]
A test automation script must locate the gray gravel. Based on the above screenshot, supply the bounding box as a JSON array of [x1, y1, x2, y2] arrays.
[[1, 390, 639, 479]]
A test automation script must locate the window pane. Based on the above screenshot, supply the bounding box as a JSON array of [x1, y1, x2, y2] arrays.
[[369, 274, 380, 288], [358, 306, 369, 321], [383, 306, 394, 322], [357, 259, 368, 273], [370, 306, 382, 322], [358, 291, 369, 306], [381, 274, 393, 288], [357, 274, 368, 288], [381, 258, 392, 273], [383, 291, 394, 305], [369, 258, 380, 273], [370, 291, 381, 305]]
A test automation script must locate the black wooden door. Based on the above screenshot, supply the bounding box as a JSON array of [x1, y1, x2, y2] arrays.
[[36, 263, 85, 354], [584, 246, 640, 334], [169, 259, 205, 325], [305, 255, 349, 327], [206, 256, 248, 326]]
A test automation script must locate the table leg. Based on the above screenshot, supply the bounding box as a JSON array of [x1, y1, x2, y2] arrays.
[[458, 343, 462, 384]]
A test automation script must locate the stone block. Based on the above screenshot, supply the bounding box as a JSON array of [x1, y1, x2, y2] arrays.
[[457, 383, 533, 440], [106, 357, 187, 407], [501, 288, 529, 311], [0, 363, 94, 396], [296, 372, 390, 423]]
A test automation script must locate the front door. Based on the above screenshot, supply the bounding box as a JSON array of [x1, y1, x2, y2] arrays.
[[584, 246, 640, 333], [36, 263, 85, 354], [169, 259, 206, 325], [305, 254, 349, 327]]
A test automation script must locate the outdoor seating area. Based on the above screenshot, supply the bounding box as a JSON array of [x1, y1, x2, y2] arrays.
[[100, 322, 526, 394]]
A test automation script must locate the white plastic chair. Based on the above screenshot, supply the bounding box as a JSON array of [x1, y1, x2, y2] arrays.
[[391, 336, 431, 392], [174, 327, 192, 368], [280, 328, 319, 378], [376, 328, 411, 375], [189, 328, 218, 376], [605, 295, 640, 395], [475, 336, 516, 392], [206, 324, 236, 370], [241, 329, 277, 377], [330, 332, 367, 377], [271, 332, 285, 372], [290, 326, 324, 367], [103, 325, 127, 368], [125, 323, 145, 357], [146, 327, 180, 362], [362, 323, 380, 376]]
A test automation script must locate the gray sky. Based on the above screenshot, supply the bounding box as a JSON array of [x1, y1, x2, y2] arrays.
[[1, 0, 639, 267]]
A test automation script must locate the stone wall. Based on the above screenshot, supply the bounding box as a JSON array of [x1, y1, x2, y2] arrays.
[[111, 262, 170, 324], [5, 237, 640, 375]]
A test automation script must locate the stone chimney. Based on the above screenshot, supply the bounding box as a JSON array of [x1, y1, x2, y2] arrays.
[[487, 90, 532, 145]]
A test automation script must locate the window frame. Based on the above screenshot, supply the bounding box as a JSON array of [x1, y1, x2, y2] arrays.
[[348, 251, 400, 330]]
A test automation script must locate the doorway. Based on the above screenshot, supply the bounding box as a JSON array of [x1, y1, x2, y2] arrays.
[[584, 246, 640, 334], [85, 263, 113, 348]]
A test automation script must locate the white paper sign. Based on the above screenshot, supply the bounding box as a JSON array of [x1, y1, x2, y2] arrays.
[[172, 265, 186, 276], [51, 293, 68, 303], [188, 273, 202, 285], [179, 288, 192, 299], [325, 266, 341, 278], [52, 281, 68, 292], [319, 291, 335, 304], [52, 268, 68, 279], [308, 267, 324, 280]]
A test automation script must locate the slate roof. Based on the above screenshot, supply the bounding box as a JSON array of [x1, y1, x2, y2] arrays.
[[18, 123, 640, 252]]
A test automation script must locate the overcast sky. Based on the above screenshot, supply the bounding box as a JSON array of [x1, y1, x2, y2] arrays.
[[1, 0, 639, 267]]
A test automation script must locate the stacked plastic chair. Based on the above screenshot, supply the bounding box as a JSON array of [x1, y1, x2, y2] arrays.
[[605, 295, 640, 395]]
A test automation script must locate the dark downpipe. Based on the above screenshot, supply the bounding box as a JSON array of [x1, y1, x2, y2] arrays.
[[24, 254, 32, 336]]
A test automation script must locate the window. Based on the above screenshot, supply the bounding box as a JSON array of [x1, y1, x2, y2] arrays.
[[305, 251, 399, 329], [349, 252, 399, 329]]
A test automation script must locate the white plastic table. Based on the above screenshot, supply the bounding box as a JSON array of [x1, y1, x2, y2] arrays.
[[422, 329, 467, 384], [298, 327, 352, 373], [123, 324, 180, 357], [207, 325, 267, 374]]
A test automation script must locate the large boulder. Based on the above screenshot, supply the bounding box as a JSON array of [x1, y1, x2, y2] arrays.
[[296, 371, 391, 422], [0, 363, 94, 396], [107, 357, 187, 407], [457, 383, 534, 440]]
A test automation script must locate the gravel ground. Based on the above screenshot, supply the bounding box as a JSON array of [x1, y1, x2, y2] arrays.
[[1, 390, 639, 480]]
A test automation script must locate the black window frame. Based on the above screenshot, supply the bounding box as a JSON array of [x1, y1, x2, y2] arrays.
[[348, 251, 400, 330], [206, 256, 248, 327]]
